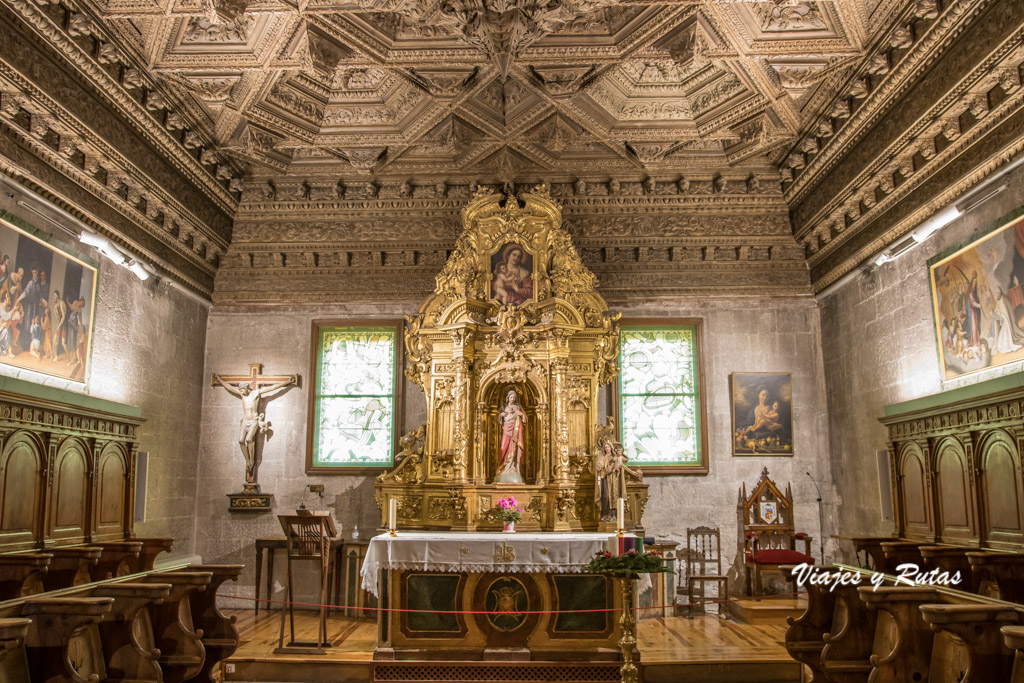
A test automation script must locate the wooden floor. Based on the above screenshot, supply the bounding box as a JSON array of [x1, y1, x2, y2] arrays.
[[223, 608, 804, 682]]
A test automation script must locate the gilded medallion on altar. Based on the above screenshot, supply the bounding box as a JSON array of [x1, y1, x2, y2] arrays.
[[375, 184, 648, 533]]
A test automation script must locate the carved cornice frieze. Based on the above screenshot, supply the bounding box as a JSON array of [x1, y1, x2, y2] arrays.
[[0, 65, 229, 258], [0, 0, 240, 214], [0, 72, 225, 280], [216, 195, 808, 303], [232, 179, 787, 217], [802, 57, 1024, 267], [781, 0, 993, 205], [811, 104, 1024, 291]]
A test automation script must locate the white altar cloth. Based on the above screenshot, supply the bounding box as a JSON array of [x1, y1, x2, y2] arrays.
[[360, 531, 641, 596]]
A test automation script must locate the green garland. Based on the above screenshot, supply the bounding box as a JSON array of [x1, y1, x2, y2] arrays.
[[585, 549, 670, 577]]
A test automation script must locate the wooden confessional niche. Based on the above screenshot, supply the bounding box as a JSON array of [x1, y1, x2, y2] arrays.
[[0, 383, 143, 552], [880, 378, 1024, 550], [376, 184, 649, 532]]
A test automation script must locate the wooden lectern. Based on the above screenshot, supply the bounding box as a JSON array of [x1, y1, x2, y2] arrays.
[[275, 511, 337, 653]]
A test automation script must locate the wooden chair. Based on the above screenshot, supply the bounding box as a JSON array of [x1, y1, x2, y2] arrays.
[[276, 512, 337, 653], [682, 526, 728, 619], [738, 467, 813, 597]]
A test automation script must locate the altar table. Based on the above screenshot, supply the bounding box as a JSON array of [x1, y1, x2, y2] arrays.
[[361, 532, 638, 661]]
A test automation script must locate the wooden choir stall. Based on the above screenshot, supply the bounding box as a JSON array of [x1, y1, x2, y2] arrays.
[[368, 186, 650, 665], [0, 376, 242, 681], [785, 373, 1024, 681]]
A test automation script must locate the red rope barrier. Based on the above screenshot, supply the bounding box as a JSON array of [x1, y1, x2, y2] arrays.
[[218, 590, 806, 615]]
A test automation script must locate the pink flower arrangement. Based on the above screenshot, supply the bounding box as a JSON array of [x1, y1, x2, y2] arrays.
[[495, 496, 523, 523]]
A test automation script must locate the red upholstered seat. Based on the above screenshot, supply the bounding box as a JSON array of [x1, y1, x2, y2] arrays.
[[747, 549, 814, 565]]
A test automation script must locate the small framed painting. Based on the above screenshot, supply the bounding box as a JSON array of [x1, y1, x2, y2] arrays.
[[489, 242, 535, 306], [731, 372, 793, 456]]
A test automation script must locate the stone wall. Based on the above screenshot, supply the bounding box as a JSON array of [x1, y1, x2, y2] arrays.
[[819, 161, 1024, 550], [0, 194, 209, 555], [198, 296, 832, 603]]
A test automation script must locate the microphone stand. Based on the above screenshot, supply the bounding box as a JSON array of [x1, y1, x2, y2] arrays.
[[806, 472, 825, 564]]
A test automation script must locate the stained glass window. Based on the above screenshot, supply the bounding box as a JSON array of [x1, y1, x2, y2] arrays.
[[618, 325, 704, 469], [311, 325, 397, 468]]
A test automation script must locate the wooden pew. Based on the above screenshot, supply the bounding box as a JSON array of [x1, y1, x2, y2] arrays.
[[92, 542, 143, 582], [879, 541, 925, 575], [188, 564, 243, 683], [0, 553, 51, 600], [919, 546, 976, 592], [133, 538, 175, 572], [820, 579, 879, 682], [22, 595, 113, 682], [0, 618, 31, 683], [848, 537, 893, 571], [966, 552, 1024, 602], [41, 547, 102, 591], [93, 581, 172, 682], [858, 586, 941, 682], [921, 603, 1019, 682], [1001, 625, 1024, 683], [782, 565, 838, 682], [144, 570, 211, 682]]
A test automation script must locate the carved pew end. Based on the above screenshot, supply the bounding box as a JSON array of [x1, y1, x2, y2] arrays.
[[922, 603, 1019, 682]]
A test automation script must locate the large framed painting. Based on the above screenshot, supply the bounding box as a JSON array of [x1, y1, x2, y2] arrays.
[[489, 242, 535, 306], [731, 373, 793, 456], [929, 211, 1024, 380], [0, 213, 97, 383]]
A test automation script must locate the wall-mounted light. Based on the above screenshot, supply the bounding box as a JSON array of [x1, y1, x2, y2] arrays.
[[910, 204, 962, 244], [77, 230, 153, 281]]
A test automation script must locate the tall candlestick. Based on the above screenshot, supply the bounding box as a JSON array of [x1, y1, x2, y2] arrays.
[[617, 497, 625, 535], [389, 498, 398, 536]]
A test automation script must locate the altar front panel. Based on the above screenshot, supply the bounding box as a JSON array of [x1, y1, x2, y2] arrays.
[[376, 568, 623, 661]]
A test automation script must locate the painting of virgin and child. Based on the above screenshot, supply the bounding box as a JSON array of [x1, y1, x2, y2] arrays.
[[930, 212, 1024, 380], [490, 243, 534, 306], [731, 373, 793, 456], [0, 215, 96, 382]]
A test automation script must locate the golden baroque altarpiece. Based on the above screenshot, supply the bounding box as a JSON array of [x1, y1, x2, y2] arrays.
[[375, 185, 647, 532]]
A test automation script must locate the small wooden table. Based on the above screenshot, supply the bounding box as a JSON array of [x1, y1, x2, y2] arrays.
[[254, 536, 345, 614]]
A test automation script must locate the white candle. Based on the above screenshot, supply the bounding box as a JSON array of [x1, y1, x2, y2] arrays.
[[389, 498, 397, 532], [617, 497, 625, 531]]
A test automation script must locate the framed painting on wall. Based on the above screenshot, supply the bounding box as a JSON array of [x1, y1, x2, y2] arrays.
[[731, 372, 793, 456], [929, 210, 1024, 380], [0, 213, 97, 383]]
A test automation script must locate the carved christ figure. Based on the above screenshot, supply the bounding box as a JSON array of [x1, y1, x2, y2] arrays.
[[213, 375, 295, 485], [495, 389, 526, 484]]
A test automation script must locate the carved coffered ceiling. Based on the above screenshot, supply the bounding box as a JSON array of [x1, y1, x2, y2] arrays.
[[1, 0, 1021, 300], [71, 0, 889, 180]]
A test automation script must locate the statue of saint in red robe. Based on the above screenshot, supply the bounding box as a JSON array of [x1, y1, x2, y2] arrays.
[[495, 389, 526, 483]]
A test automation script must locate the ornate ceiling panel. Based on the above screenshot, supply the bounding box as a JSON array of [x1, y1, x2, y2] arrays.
[[74, 0, 890, 181]]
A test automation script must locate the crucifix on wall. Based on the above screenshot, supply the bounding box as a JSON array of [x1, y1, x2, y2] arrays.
[[212, 363, 299, 510]]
